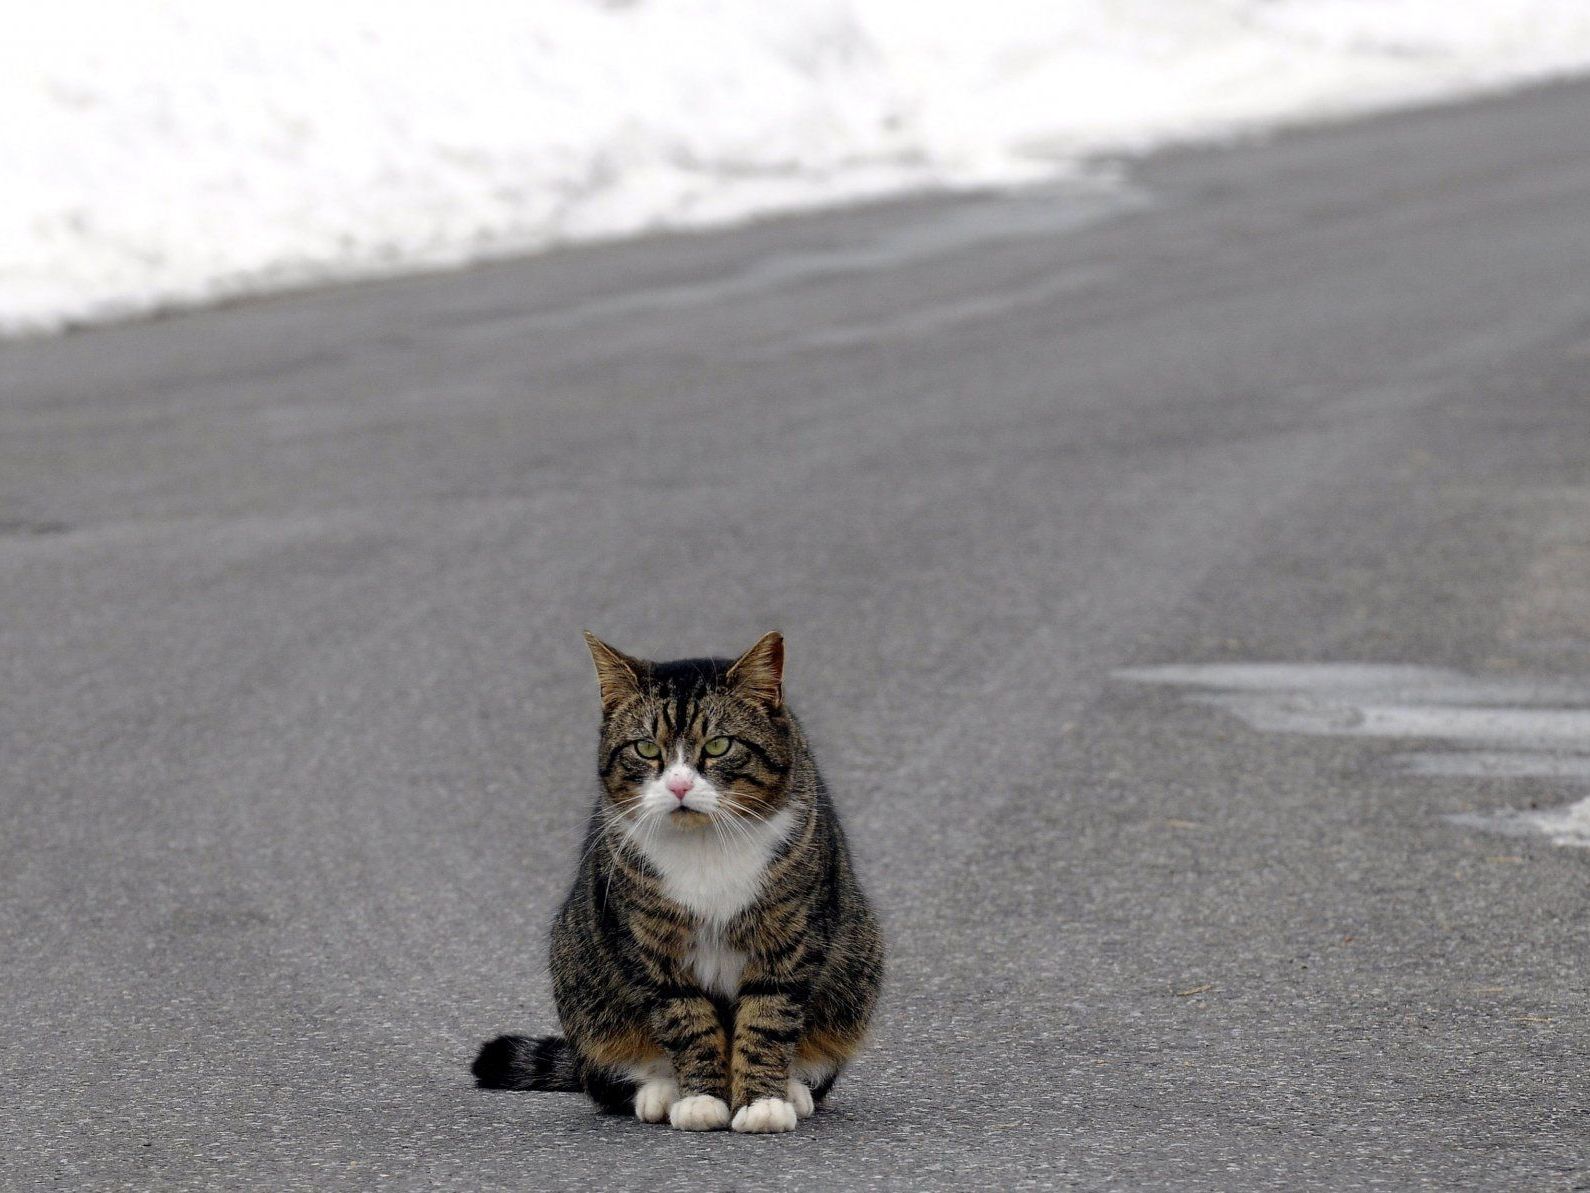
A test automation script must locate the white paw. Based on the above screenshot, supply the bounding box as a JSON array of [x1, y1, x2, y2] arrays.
[[731, 1097, 799, 1134], [669, 1094, 731, 1131], [634, 1078, 679, 1123], [786, 1079, 815, 1119]]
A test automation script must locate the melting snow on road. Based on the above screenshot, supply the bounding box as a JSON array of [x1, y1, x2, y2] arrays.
[[1116, 663, 1590, 848], [9, 1, 1590, 334]]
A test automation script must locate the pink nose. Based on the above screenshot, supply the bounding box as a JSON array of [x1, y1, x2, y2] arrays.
[[666, 773, 695, 799]]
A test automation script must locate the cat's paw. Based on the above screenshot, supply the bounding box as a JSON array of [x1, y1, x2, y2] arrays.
[[669, 1094, 731, 1131], [731, 1097, 799, 1134], [634, 1078, 679, 1123], [786, 1079, 815, 1119]]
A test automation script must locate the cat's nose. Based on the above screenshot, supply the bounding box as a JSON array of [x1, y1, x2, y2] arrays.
[[666, 772, 695, 799]]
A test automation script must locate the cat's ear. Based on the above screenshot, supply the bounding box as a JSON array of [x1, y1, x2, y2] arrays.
[[727, 631, 784, 708], [583, 632, 644, 711]]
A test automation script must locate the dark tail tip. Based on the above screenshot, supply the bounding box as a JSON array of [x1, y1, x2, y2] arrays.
[[472, 1034, 529, 1088], [472, 1033, 578, 1091]]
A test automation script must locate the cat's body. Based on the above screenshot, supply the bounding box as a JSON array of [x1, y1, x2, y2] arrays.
[[472, 633, 883, 1134]]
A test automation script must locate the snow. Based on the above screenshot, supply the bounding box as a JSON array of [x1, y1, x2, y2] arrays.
[[1452, 798, 1590, 849], [1119, 663, 1590, 849], [7, 1, 1590, 335]]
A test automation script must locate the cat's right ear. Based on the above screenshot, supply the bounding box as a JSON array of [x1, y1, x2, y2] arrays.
[[583, 632, 643, 711]]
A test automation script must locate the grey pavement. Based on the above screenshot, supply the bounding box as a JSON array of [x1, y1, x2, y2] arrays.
[[3, 78, 1589, 1190]]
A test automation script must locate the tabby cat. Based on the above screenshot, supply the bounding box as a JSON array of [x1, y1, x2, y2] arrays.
[[472, 631, 884, 1133]]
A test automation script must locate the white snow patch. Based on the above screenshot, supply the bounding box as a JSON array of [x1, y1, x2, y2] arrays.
[[1118, 662, 1590, 848], [1450, 799, 1590, 849], [1191, 695, 1590, 748], [1115, 663, 1590, 706], [9, 1, 1590, 334], [1393, 751, 1590, 780]]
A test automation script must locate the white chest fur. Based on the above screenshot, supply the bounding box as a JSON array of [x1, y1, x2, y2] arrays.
[[632, 807, 795, 999], [688, 930, 748, 998], [633, 806, 795, 926]]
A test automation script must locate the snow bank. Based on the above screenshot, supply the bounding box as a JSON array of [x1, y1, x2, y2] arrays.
[[7, 1, 1590, 335]]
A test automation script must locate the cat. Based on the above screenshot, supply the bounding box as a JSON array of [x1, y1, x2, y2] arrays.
[[471, 631, 883, 1133]]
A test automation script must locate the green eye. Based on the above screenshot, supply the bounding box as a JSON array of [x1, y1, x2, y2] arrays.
[[703, 736, 731, 758], [634, 740, 661, 760]]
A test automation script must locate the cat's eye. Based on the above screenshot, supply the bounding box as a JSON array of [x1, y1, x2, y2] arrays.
[[702, 736, 731, 758], [633, 740, 662, 760]]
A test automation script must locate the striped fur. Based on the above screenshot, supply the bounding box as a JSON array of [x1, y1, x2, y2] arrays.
[[472, 632, 884, 1132]]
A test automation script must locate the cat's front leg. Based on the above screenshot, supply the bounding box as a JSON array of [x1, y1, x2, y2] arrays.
[[649, 988, 732, 1130], [728, 980, 806, 1134]]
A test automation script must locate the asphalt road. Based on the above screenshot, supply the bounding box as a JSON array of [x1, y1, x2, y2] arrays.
[[4, 80, 1590, 1191]]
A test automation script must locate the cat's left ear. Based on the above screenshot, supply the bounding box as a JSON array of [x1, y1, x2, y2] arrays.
[[727, 631, 784, 708]]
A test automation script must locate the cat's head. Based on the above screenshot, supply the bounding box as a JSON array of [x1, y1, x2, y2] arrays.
[[583, 631, 795, 831]]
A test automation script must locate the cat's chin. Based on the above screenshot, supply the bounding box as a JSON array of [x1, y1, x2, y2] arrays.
[[667, 808, 714, 831]]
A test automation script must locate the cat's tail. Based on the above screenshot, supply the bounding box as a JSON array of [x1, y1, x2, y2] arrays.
[[471, 1034, 582, 1092]]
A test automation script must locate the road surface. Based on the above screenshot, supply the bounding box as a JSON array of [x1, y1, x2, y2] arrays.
[[3, 79, 1589, 1190]]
